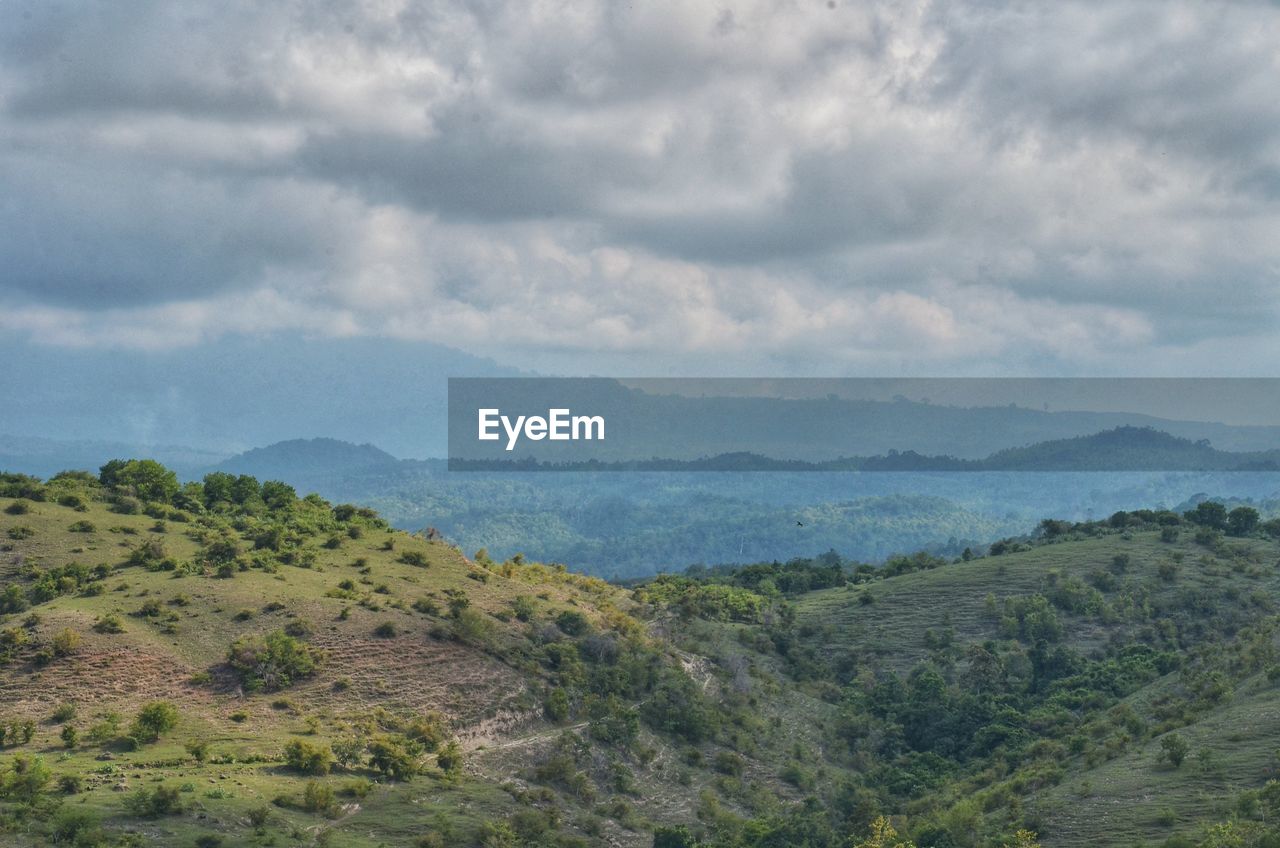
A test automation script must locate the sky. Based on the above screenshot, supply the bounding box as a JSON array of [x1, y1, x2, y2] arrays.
[[2, 0, 1279, 377]]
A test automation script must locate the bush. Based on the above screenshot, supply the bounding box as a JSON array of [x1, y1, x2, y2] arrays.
[[435, 740, 463, 778], [642, 671, 719, 743], [512, 595, 536, 622], [452, 608, 492, 644], [284, 739, 334, 775], [51, 627, 82, 657], [0, 754, 51, 800], [556, 610, 590, 636], [4, 500, 31, 515], [124, 784, 184, 817], [130, 701, 179, 743], [50, 807, 100, 844], [1159, 733, 1189, 768], [94, 613, 125, 634], [545, 687, 570, 722], [60, 725, 78, 748], [302, 780, 336, 815], [374, 621, 398, 638], [228, 630, 321, 692], [248, 804, 271, 829], [368, 735, 418, 781]]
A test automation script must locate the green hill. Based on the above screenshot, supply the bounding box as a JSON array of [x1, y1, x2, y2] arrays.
[[1, 464, 1280, 847]]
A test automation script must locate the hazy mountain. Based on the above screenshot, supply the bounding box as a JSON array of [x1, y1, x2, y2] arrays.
[[0, 433, 228, 478], [208, 437, 402, 481], [0, 333, 523, 458], [450, 378, 1280, 464]]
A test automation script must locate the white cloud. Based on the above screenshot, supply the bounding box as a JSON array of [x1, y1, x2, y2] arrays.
[[0, 0, 1276, 373]]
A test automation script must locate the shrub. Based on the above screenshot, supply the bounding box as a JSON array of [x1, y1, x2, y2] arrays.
[[0, 755, 51, 800], [512, 595, 536, 622], [50, 807, 100, 844], [1160, 733, 1189, 768], [545, 688, 570, 722], [302, 780, 336, 815], [130, 701, 179, 743], [452, 608, 492, 643], [374, 621, 398, 638], [228, 630, 321, 692], [57, 774, 84, 795], [124, 784, 184, 817], [51, 703, 76, 723], [556, 610, 589, 635], [642, 671, 718, 743], [60, 725, 78, 748], [714, 750, 744, 776], [248, 804, 271, 829], [51, 627, 82, 657], [283, 618, 313, 638], [6, 526, 33, 540], [284, 739, 334, 776], [4, 499, 31, 515], [435, 740, 463, 777], [368, 735, 418, 781], [93, 613, 125, 634]]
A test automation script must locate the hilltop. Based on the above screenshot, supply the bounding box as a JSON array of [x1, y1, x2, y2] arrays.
[[1, 463, 1280, 846], [209, 439, 401, 481]]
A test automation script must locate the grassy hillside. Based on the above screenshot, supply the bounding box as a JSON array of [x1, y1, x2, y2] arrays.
[[2, 464, 1280, 848], [0, 468, 694, 847]]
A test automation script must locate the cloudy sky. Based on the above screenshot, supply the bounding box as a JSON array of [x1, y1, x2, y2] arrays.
[[2, 0, 1278, 376]]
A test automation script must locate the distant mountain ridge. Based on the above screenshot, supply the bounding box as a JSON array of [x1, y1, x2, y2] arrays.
[[451, 426, 1280, 472]]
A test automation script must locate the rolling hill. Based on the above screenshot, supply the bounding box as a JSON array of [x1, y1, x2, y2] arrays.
[[1, 464, 1279, 846]]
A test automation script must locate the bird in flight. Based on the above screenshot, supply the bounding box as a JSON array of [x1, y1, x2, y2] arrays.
[[796, 521, 804, 527]]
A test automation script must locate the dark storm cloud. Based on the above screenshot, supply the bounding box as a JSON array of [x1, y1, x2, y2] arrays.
[[0, 0, 1277, 371]]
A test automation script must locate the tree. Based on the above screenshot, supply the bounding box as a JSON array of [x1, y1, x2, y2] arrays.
[[101, 459, 179, 503], [261, 480, 297, 510], [1185, 501, 1227, 530], [201, 472, 236, 506], [1227, 506, 1260, 537], [854, 816, 917, 848], [1160, 733, 1189, 768], [131, 701, 179, 743]]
